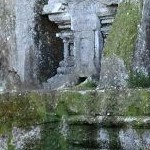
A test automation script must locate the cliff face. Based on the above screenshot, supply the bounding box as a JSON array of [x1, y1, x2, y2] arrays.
[[0, 0, 150, 91], [99, 0, 143, 88], [133, 0, 150, 75], [0, 1, 150, 149], [0, 0, 16, 87], [0, 0, 63, 91], [99, 0, 150, 88]]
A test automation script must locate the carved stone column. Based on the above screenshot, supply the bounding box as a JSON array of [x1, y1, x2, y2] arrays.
[[63, 38, 69, 60]]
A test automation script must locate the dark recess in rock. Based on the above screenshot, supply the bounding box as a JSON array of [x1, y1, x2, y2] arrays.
[[34, 1, 64, 83]]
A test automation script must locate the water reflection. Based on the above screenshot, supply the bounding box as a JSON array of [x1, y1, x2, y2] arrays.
[[38, 123, 150, 150], [40, 123, 68, 150]]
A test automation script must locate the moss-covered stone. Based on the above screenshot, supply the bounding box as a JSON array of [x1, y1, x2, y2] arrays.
[[104, 1, 142, 70], [0, 92, 48, 135], [0, 88, 149, 135], [97, 89, 150, 116], [55, 91, 97, 117], [0, 88, 149, 149], [99, 1, 143, 88], [53, 89, 150, 119]]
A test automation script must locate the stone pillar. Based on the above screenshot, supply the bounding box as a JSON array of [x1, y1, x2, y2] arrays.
[[63, 38, 69, 60], [133, 0, 150, 75]]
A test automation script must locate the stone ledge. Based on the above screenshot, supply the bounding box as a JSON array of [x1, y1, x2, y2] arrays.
[[66, 115, 150, 128]]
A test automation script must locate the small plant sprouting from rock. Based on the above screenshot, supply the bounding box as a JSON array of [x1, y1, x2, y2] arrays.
[[74, 80, 97, 90], [128, 71, 150, 88]]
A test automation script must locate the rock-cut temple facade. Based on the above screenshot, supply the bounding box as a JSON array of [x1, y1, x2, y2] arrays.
[[43, 0, 120, 89]]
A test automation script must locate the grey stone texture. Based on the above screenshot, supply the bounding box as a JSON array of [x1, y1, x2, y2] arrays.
[[0, 0, 63, 91], [0, 0, 16, 91], [43, 0, 120, 89], [1, 0, 149, 90], [0, 126, 41, 150], [99, 55, 128, 89], [0, 0, 38, 90], [99, 0, 144, 89], [12, 126, 41, 150], [133, 0, 150, 76], [0, 136, 8, 150]]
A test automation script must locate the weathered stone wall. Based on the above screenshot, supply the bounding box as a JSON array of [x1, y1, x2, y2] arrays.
[[0, 0, 16, 86], [0, 0, 63, 90]]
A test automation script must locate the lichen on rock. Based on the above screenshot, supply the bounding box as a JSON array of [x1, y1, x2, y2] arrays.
[[99, 0, 142, 88]]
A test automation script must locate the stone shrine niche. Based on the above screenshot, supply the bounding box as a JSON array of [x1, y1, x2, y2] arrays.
[[43, 0, 119, 89]]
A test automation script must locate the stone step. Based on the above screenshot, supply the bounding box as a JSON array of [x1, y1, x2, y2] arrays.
[[101, 18, 114, 24], [45, 74, 78, 90]]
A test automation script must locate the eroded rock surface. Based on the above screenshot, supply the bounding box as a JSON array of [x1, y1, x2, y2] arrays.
[[99, 55, 128, 88], [0, 0, 63, 91], [133, 0, 150, 75], [43, 0, 119, 89], [99, 0, 142, 88]]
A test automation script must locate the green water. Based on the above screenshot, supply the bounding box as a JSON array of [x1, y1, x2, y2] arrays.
[[34, 123, 150, 150]]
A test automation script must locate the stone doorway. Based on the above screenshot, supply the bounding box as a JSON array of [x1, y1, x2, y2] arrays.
[[35, 16, 64, 83]]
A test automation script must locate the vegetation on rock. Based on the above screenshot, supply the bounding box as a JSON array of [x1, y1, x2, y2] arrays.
[[104, 1, 142, 71], [0, 88, 149, 149], [103, 0, 150, 88]]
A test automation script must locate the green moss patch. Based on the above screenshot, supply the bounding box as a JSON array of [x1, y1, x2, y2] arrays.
[[55, 89, 150, 117], [104, 1, 142, 71], [72, 81, 97, 90], [0, 88, 149, 134], [98, 89, 150, 116], [0, 92, 48, 134], [55, 91, 97, 117], [128, 71, 150, 88]]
